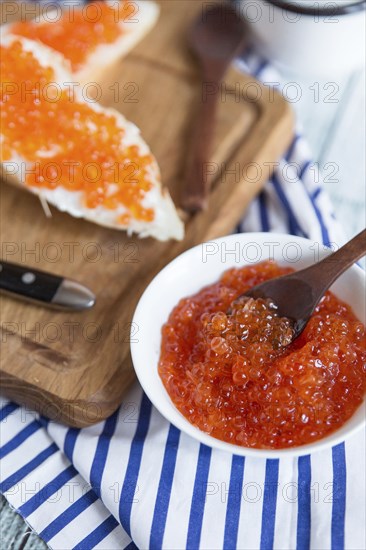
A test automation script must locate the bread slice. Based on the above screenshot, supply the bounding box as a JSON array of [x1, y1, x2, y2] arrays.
[[0, 35, 184, 241], [2, 0, 160, 84]]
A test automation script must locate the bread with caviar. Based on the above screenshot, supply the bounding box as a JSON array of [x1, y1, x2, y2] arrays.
[[2, 0, 160, 84], [0, 35, 184, 241]]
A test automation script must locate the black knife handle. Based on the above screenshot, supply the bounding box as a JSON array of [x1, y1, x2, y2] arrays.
[[0, 261, 63, 302], [0, 261, 95, 310]]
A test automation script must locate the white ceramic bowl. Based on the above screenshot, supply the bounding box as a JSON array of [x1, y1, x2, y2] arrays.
[[234, 0, 366, 76], [131, 233, 366, 458]]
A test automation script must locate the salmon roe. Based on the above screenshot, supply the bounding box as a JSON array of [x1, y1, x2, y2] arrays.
[[0, 40, 155, 223], [159, 261, 366, 449], [9, 1, 132, 71]]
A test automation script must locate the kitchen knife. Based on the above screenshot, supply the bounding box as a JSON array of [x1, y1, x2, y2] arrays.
[[0, 261, 95, 310]]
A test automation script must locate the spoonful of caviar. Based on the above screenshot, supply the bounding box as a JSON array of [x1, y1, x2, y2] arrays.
[[231, 229, 366, 344]]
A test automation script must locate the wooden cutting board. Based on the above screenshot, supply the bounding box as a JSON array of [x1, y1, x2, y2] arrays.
[[0, 0, 294, 426]]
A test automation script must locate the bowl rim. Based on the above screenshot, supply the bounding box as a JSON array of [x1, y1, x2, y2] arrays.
[[131, 233, 366, 458]]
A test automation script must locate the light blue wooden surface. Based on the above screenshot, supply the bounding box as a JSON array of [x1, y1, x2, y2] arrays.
[[0, 495, 48, 549], [1, 68, 365, 549]]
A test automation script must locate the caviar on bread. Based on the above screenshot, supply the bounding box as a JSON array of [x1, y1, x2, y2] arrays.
[[2, 0, 160, 83], [0, 36, 184, 241]]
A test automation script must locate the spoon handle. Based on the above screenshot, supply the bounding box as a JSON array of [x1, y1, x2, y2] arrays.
[[182, 63, 226, 213], [301, 229, 366, 295]]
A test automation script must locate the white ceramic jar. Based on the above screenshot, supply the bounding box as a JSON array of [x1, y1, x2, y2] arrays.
[[234, 0, 366, 75]]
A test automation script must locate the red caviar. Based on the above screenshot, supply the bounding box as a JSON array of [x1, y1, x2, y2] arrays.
[[0, 39, 155, 222], [159, 261, 366, 449], [9, 1, 132, 71]]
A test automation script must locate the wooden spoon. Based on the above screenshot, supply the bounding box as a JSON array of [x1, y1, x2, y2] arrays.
[[233, 229, 366, 342], [182, 3, 247, 213]]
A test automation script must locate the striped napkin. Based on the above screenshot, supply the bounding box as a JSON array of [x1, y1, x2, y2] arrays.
[[1, 52, 365, 550]]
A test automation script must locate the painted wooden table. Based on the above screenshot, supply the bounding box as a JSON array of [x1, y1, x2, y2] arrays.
[[0, 68, 365, 549]]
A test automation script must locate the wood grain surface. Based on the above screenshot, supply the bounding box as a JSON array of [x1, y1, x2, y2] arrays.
[[0, 0, 294, 426]]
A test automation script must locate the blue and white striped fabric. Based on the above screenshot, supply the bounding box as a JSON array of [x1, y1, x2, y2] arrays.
[[1, 54, 365, 549]]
